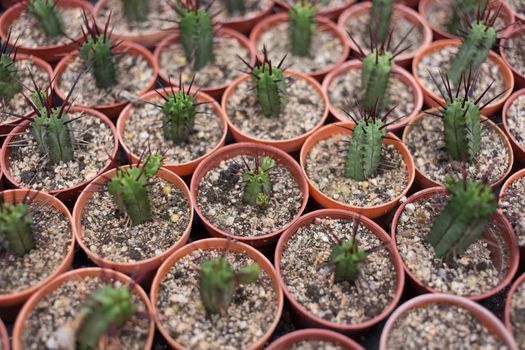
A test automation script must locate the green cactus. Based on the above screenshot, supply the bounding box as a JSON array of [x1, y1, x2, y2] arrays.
[[222, 0, 246, 15], [199, 257, 260, 314], [242, 155, 275, 206], [361, 49, 394, 112], [161, 86, 197, 144], [447, 0, 488, 36], [0, 33, 22, 103], [76, 285, 137, 350], [107, 153, 163, 226], [122, 0, 149, 22], [426, 176, 497, 258], [0, 202, 34, 257], [330, 237, 367, 283], [288, 0, 316, 57], [27, 0, 64, 37], [369, 0, 394, 45]]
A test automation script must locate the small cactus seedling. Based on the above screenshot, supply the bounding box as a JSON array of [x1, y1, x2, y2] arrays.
[[447, 0, 488, 36], [242, 155, 275, 206], [0, 198, 34, 257], [369, 0, 394, 45], [107, 152, 163, 226], [0, 30, 22, 103], [221, 0, 245, 16], [426, 175, 497, 258], [122, 0, 150, 22], [288, 0, 317, 57], [199, 256, 260, 314], [27, 0, 64, 37]]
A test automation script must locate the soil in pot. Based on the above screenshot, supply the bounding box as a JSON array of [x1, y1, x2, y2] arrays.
[[21, 276, 150, 350], [504, 33, 525, 82], [197, 155, 303, 237], [200, 0, 273, 23], [305, 133, 409, 207], [6, 112, 115, 191], [508, 278, 525, 348], [507, 0, 525, 18], [226, 75, 325, 141], [280, 217, 397, 325], [386, 302, 509, 349], [500, 176, 525, 247], [156, 248, 277, 349], [279, 0, 351, 11], [287, 341, 344, 350], [395, 193, 510, 296], [505, 93, 525, 151]]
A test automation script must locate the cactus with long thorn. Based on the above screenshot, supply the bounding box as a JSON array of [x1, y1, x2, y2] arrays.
[[27, 0, 64, 37], [242, 155, 275, 206], [222, 0, 245, 15], [0, 30, 22, 103], [160, 78, 197, 144], [447, 0, 488, 36], [122, 0, 149, 22], [369, 0, 394, 45], [0, 201, 34, 257], [288, 0, 316, 57]]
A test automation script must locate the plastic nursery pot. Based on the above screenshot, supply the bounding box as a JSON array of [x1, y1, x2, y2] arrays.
[[73, 166, 193, 275], [217, 0, 275, 34], [151, 238, 284, 350], [322, 60, 424, 131], [504, 272, 525, 339], [501, 24, 525, 90], [0, 316, 8, 350], [274, 0, 355, 20], [338, 2, 433, 68], [249, 13, 350, 82], [402, 110, 514, 189], [412, 39, 514, 117], [391, 187, 520, 302], [12, 267, 155, 350], [190, 142, 309, 247], [221, 70, 329, 153], [274, 209, 405, 336], [265, 328, 364, 350], [379, 293, 519, 350], [53, 41, 158, 120], [117, 88, 228, 176], [0, 0, 94, 63], [154, 28, 257, 100], [503, 89, 525, 165], [0, 106, 119, 202], [300, 121, 415, 219]]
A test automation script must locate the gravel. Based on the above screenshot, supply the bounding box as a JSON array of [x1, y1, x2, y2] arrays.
[[156, 248, 277, 349], [405, 114, 511, 186], [281, 0, 352, 10], [200, 0, 273, 22], [505, 32, 525, 77], [289, 341, 344, 350], [225, 76, 325, 140], [510, 279, 525, 349], [196, 155, 303, 237], [386, 303, 509, 350], [507, 0, 525, 16], [500, 176, 525, 246], [305, 133, 409, 207], [505, 94, 525, 149], [395, 193, 509, 296]]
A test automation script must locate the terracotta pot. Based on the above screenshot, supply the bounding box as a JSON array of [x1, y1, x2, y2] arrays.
[[190, 142, 309, 247], [504, 272, 525, 341], [402, 110, 514, 189], [217, 0, 275, 34], [501, 24, 525, 90], [154, 28, 257, 100], [0, 0, 22, 8], [379, 293, 518, 350], [502, 89, 525, 165], [0, 316, 8, 350], [398, 0, 419, 9], [0, 106, 119, 202], [274, 0, 355, 20], [117, 88, 228, 176], [53, 41, 158, 120], [12, 267, 155, 350], [391, 187, 520, 301], [274, 209, 405, 335], [73, 166, 193, 275], [322, 60, 424, 131], [300, 121, 415, 219], [412, 39, 514, 117], [221, 70, 329, 153], [0, 0, 94, 63], [249, 13, 350, 82], [151, 238, 284, 350], [418, 0, 515, 41], [266, 328, 364, 350], [338, 2, 433, 68]]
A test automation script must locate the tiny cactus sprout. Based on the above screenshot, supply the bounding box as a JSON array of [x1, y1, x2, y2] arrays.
[[369, 0, 394, 45], [222, 0, 245, 16], [0, 199, 34, 257], [426, 175, 497, 258], [27, 0, 64, 37], [122, 0, 150, 22], [288, 0, 317, 57], [242, 155, 275, 206], [199, 256, 260, 314], [0, 30, 22, 103]]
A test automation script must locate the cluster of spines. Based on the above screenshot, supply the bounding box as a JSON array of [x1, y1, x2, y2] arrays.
[[0, 193, 35, 257], [0, 30, 22, 103], [288, 0, 317, 57], [369, 0, 394, 45], [447, 0, 488, 35], [122, 0, 150, 22], [27, 0, 64, 37], [242, 155, 275, 206]]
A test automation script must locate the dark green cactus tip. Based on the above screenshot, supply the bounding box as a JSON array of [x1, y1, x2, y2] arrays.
[[0, 201, 34, 257], [122, 0, 149, 22], [369, 0, 394, 45], [242, 155, 275, 206], [199, 257, 260, 314], [161, 82, 197, 144], [28, 0, 64, 37], [76, 285, 137, 350], [426, 175, 497, 258], [361, 49, 394, 112], [330, 238, 367, 283], [447, 0, 488, 35], [222, 0, 246, 16], [288, 0, 317, 57]]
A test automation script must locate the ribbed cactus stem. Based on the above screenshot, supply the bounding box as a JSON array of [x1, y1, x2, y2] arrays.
[[0, 202, 34, 257], [288, 1, 317, 57], [252, 62, 288, 117], [442, 96, 481, 161], [162, 90, 196, 144], [80, 35, 118, 89], [369, 0, 394, 44], [361, 49, 393, 112], [178, 6, 214, 71], [330, 238, 367, 282], [426, 176, 497, 258], [0, 53, 22, 103], [122, 0, 149, 22], [243, 155, 275, 206], [222, 0, 245, 15], [27, 0, 63, 37]]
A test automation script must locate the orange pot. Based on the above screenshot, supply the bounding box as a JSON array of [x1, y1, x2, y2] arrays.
[[274, 0, 355, 20], [402, 110, 514, 189], [391, 187, 520, 301], [0, 106, 119, 202], [217, 0, 275, 34], [300, 121, 415, 219], [338, 2, 433, 68], [249, 13, 350, 82], [53, 41, 158, 120], [221, 70, 329, 153], [12, 267, 155, 350], [274, 209, 405, 336], [322, 60, 424, 131], [190, 142, 309, 247], [265, 328, 364, 350], [501, 24, 525, 90], [412, 39, 514, 117], [504, 272, 525, 344], [154, 28, 257, 100], [0, 317, 8, 350], [0, 190, 75, 314], [0, 0, 94, 63], [73, 166, 193, 275], [502, 89, 525, 165], [151, 238, 284, 350], [117, 88, 228, 176], [380, 294, 518, 350]]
